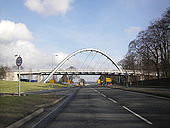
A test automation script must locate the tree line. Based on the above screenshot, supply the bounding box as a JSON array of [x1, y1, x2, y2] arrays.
[[119, 8, 170, 79]]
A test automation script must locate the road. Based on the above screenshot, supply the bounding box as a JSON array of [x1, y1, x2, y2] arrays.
[[20, 87, 79, 128], [22, 86, 170, 128], [43, 86, 169, 128], [93, 87, 170, 128]]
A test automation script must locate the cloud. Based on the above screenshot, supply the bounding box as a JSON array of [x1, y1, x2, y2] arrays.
[[25, 0, 74, 16], [124, 26, 142, 35], [0, 40, 48, 68], [0, 20, 33, 42], [0, 20, 67, 70], [53, 52, 68, 61]]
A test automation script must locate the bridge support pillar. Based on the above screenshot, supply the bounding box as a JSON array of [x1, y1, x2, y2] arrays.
[[118, 76, 121, 83], [124, 74, 129, 88], [37, 74, 44, 82]]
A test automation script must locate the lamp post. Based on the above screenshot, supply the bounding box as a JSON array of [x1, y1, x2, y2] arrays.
[[15, 55, 22, 96], [52, 54, 58, 82]]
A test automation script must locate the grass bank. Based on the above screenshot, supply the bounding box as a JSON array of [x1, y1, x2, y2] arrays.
[[0, 94, 63, 127], [110, 85, 170, 98], [0, 80, 68, 94]]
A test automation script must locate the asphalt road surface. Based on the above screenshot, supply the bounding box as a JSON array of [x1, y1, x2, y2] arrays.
[[95, 87, 170, 128], [44, 86, 170, 128], [20, 87, 78, 128], [22, 86, 170, 128]]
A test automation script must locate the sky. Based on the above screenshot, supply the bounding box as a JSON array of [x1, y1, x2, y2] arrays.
[[0, 0, 170, 72]]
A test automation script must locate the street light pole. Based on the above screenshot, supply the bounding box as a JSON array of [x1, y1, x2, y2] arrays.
[[52, 54, 58, 82]]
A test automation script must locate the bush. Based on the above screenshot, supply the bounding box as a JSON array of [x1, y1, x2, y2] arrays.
[[0, 66, 10, 80]]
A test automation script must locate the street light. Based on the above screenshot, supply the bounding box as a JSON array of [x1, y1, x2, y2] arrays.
[[52, 54, 58, 69], [52, 54, 58, 82]]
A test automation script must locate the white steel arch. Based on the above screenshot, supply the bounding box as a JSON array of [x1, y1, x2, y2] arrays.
[[43, 48, 123, 83]]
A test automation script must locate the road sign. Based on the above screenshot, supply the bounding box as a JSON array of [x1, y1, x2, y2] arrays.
[[16, 56, 22, 66], [49, 80, 55, 83], [106, 78, 112, 82], [15, 56, 22, 96], [97, 79, 101, 84], [67, 80, 70, 84]]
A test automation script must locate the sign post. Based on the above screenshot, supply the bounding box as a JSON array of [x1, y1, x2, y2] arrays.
[[16, 56, 22, 96]]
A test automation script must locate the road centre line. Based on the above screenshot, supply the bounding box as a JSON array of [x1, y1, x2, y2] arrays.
[[122, 106, 152, 125], [91, 88, 106, 97], [91, 88, 100, 94], [92, 88, 118, 103], [108, 98, 117, 103], [101, 93, 107, 97], [91, 88, 152, 125]]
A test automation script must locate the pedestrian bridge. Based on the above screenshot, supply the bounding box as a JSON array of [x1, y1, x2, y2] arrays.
[[17, 48, 153, 83], [19, 48, 147, 82], [7, 48, 135, 82], [43, 48, 125, 83], [6, 48, 156, 82], [16, 48, 156, 83], [19, 70, 134, 76]]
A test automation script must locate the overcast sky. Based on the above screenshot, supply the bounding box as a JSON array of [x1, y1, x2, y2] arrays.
[[0, 0, 170, 71]]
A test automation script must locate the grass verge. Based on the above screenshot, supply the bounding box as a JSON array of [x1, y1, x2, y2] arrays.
[[0, 80, 68, 94], [110, 85, 170, 98], [0, 94, 63, 127]]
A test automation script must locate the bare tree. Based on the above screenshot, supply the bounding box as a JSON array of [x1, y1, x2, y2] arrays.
[[67, 66, 80, 81], [120, 8, 170, 79]]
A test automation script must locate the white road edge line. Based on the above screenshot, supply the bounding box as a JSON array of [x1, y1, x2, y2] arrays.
[[108, 98, 117, 103], [32, 96, 70, 128], [122, 106, 152, 125]]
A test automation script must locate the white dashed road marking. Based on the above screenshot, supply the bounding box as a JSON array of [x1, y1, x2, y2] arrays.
[[122, 106, 152, 125], [91, 87, 152, 125], [108, 97, 117, 103], [101, 93, 107, 97]]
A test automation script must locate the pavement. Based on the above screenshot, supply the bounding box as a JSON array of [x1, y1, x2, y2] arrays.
[[21, 86, 170, 128]]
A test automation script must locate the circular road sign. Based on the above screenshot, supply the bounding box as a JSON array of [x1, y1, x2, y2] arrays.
[[16, 56, 22, 66]]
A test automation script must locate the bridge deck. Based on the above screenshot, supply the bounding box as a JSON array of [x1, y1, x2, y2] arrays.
[[18, 70, 133, 76]]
